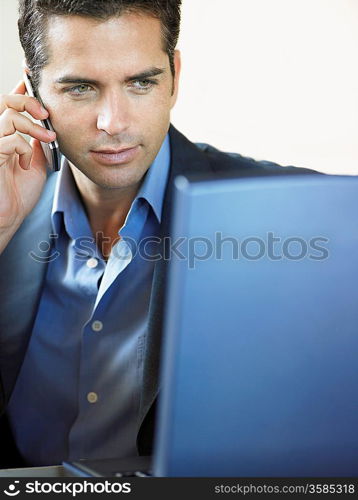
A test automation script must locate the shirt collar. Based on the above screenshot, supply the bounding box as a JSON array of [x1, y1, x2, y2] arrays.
[[51, 157, 92, 241], [136, 133, 170, 224]]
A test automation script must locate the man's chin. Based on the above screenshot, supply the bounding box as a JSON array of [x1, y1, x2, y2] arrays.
[[70, 164, 144, 192]]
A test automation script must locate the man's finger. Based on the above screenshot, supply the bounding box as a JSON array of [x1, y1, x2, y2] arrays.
[[0, 94, 49, 120], [0, 107, 56, 142], [0, 133, 33, 170], [11, 80, 26, 95]]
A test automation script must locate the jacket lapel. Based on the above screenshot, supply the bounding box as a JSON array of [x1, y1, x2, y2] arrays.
[[137, 126, 214, 433]]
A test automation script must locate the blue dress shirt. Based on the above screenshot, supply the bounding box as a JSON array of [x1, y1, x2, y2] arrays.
[[7, 135, 170, 466]]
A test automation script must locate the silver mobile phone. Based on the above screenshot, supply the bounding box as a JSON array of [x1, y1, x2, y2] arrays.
[[23, 72, 61, 171]]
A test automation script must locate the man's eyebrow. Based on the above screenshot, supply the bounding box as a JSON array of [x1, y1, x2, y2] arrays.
[[55, 76, 99, 85], [55, 67, 166, 85], [126, 67, 166, 81]]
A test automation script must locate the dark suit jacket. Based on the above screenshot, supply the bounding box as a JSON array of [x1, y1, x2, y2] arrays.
[[0, 125, 314, 468]]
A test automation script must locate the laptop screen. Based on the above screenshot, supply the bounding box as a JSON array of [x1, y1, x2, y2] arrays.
[[154, 174, 358, 477]]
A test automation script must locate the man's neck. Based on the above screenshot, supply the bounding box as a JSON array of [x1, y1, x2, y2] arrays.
[[69, 164, 141, 259]]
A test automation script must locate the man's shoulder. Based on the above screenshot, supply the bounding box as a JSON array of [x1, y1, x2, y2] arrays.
[[194, 142, 315, 178], [168, 126, 316, 178]]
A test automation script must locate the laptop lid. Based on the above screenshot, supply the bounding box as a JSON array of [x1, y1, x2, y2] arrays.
[[153, 173, 358, 477]]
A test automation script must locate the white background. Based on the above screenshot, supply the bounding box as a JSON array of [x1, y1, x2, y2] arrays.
[[1, 0, 358, 174]]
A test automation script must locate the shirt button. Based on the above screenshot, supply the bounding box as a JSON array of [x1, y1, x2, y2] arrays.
[[87, 258, 98, 269], [92, 320, 103, 332], [87, 392, 98, 404]]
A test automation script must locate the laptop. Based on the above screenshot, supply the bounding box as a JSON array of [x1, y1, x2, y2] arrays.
[[64, 173, 358, 477]]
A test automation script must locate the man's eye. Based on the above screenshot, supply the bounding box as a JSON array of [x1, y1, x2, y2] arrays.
[[66, 84, 92, 95], [131, 79, 157, 91]]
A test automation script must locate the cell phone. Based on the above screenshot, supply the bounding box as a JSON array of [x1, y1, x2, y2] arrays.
[[23, 72, 61, 171]]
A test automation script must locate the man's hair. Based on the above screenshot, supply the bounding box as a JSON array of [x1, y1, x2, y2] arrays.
[[18, 0, 182, 90]]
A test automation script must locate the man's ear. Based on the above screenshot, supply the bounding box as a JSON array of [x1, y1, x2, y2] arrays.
[[170, 49, 181, 106]]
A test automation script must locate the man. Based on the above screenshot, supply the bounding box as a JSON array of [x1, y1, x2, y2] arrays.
[[0, 0, 311, 468]]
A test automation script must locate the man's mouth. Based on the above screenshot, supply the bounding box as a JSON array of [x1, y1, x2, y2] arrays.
[[90, 146, 140, 165]]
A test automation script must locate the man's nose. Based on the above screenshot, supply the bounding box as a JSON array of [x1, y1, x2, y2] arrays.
[[96, 92, 130, 136]]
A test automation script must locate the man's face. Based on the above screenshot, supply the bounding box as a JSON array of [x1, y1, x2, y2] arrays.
[[37, 13, 180, 191]]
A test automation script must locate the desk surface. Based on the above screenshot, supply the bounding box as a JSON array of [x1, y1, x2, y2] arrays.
[[0, 466, 69, 477]]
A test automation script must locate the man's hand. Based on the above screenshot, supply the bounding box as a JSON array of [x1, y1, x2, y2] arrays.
[[0, 80, 57, 254]]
